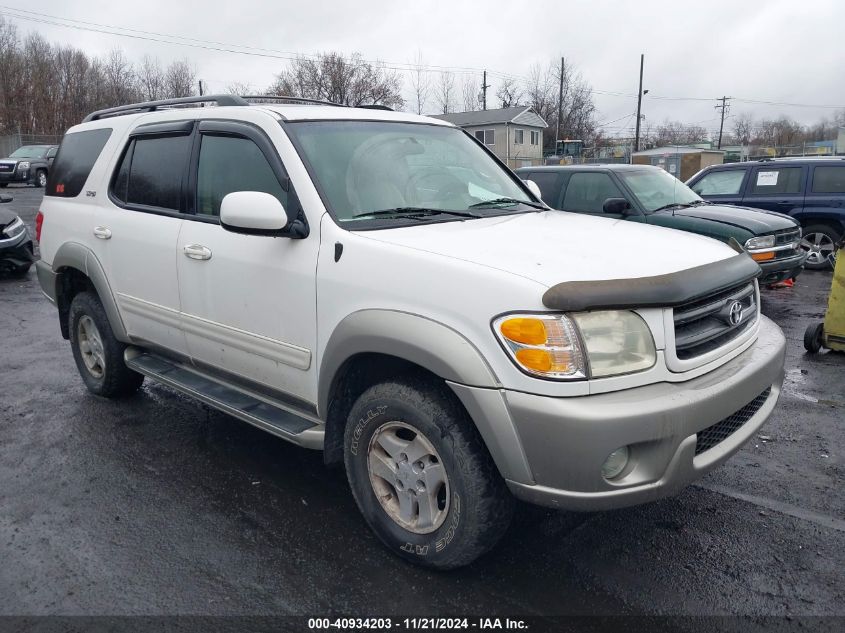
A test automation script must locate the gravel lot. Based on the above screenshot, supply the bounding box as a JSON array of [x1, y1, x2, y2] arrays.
[[1, 185, 843, 618]]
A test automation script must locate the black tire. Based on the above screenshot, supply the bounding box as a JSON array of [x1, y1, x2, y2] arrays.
[[10, 263, 31, 278], [804, 322, 824, 353], [344, 375, 513, 569], [68, 291, 144, 397], [0, 183, 7, 188], [35, 169, 47, 188], [800, 224, 840, 270]]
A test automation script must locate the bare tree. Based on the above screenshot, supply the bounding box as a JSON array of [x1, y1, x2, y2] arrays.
[[101, 48, 139, 106], [433, 71, 456, 114], [495, 78, 522, 108], [164, 59, 195, 98], [269, 52, 404, 108], [226, 81, 254, 95], [408, 51, 430, 115], [753, 116, 804, 155], [139, 56, 166, 101], [731, 112, 754, 145], [648, 120, 708, 146], [461, 75, 480, 112]]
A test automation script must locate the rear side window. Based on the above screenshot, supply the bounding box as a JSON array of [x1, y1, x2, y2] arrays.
[[750, 167, 802, 195], [522, 172, 562, 207], [196, 135, 287, 217], [690, 170, 745, 195], [811, 166, 845, 193], [46, 129, 112, 197], [111, 135, 192, 211]]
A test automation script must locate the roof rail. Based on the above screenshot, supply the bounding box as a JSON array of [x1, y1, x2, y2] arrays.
[[83, 94, 249, 122], [240, 95, 346, 107], [358, 104, 394, 111]]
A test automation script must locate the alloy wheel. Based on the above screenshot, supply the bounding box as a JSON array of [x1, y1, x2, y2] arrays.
[[77, 315, 106, 378], [367, 421, 450, 534], [800, 232, 836, 266]]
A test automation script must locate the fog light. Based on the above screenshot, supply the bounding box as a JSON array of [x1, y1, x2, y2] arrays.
[[601, 446, 630, 480]]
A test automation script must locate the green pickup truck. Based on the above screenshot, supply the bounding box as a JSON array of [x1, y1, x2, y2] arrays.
[[516, 164, 807, 284]]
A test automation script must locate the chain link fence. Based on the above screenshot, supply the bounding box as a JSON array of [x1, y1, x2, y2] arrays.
[[0, 132, 64, 157]]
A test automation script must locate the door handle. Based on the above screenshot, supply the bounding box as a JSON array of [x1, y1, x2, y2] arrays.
[[93, 226, 112, 240], [183, 244, 212, 261]]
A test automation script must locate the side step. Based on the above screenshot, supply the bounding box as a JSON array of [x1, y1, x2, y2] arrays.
[[124, 348, 324, 449]]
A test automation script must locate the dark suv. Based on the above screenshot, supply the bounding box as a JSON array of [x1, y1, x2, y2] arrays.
[[0, 144, 58, 188], [686, 158, 845, 269], [515, 164, 807, 284]]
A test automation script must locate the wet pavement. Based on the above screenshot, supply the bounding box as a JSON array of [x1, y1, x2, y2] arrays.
[[1, 185, 843, 617]]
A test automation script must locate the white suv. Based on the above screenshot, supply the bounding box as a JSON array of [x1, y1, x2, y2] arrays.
[[36, 95, 786, 569]]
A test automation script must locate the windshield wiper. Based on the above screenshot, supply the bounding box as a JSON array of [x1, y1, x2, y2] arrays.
[[468, 197, 546, 210], [652, 202, 694, 212], [352, 207, 481, 220]]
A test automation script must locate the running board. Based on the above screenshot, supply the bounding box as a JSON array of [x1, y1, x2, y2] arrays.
[[124, 348, 323, 449]]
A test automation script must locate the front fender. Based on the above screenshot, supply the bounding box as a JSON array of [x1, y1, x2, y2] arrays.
[[318, 310, 535, 483]]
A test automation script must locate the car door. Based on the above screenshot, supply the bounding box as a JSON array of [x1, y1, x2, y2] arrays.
[[742, 164, 806, 216], [176, 119, 319, 402], [688, 167, 748, 206], [92, 120, 192, 356]]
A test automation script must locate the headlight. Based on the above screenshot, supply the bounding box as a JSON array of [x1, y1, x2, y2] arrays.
[[2, 216, 26, 239], [745, 235, 775, 250], [17, 161, 30, 171], [494, 310, 655, 380]]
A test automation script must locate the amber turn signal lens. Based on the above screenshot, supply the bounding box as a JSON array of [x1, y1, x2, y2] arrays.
[[515, 348, 552, 372], [500, 318, 547, 345], [750, 251, 775, 262]]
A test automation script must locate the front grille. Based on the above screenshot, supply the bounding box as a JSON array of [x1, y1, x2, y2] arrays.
[[774, 228, 801, 247], [695, 387, 772, 455], [0, 163, 14, 172], [672, 282, 758, 360]]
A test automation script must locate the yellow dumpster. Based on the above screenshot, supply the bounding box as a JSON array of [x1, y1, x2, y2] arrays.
[[804, 243, 845, 353]]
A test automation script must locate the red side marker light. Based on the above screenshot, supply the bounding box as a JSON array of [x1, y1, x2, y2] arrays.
[[35, 211, 44, 242]]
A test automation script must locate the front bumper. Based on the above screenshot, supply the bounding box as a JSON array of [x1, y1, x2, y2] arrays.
[[0, 168, 30, 184], [756, 249, 808, 284], [0, 228, 34, 269], [469, 316, 785, 511]]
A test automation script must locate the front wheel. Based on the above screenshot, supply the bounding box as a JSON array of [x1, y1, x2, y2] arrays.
[[69, 291, 144, 397], [344, 376, 513, 569], [36, 170, 47, 188], [800, 224, 840, 270]]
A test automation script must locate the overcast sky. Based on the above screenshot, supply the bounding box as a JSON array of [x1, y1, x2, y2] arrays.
[[2, 0, 844, 138]]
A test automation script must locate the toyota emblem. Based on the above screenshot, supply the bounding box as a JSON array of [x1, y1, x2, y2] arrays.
[[728, 301, 744, 326]]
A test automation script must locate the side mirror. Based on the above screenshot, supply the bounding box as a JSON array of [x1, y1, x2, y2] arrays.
[[0, 194, 12, 204], [524, 179, 543, 201], [220, 191, 288, 236], [603, 197, 632, 215]]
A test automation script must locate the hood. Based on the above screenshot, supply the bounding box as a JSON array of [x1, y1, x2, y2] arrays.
[[361, 210, 737, 288], [657, 204, 798, 234]]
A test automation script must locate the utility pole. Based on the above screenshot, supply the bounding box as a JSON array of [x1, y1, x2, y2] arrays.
[[481, 70, 490, 111], [715, 96, 731, 149], [198, 80, 204, 96], [556, 57, 564, 155], [634, 54, 645, 153]]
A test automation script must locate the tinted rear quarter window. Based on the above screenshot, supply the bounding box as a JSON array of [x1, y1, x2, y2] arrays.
[[811, 166, 845, 193], [46, 128, 112, 197]]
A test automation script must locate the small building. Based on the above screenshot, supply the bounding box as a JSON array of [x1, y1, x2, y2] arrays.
[[430, 106, 547, 168], [632, 146, 725, 181]]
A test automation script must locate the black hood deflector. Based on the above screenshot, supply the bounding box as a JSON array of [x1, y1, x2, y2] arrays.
[[542, 253, 761, 312]]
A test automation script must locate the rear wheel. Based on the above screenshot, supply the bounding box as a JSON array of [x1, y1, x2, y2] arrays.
[[800, 224, 840, 270], [344, 376, 513, 569], [69, 291, 144, 397], [804, 322, 824, 353]]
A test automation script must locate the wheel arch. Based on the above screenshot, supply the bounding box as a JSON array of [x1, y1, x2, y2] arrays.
[[52, 242, 128, 342], [317, 310, 534, 483]]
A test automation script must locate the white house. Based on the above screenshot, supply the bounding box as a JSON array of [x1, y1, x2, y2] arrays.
[[431, 106, 548, 168]]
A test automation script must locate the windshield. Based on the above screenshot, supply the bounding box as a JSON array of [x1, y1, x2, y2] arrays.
[[9, 146, 48, 159], [286, 121, 535, 225], [618, 168, 702, 212]]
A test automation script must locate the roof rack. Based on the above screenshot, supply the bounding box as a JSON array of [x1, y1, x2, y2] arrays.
[[239, 95, 346, 107], [83, 94, 249, 122]]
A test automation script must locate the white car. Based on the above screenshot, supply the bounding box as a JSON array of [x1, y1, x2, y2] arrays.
[[36, 95, 786, 569]]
